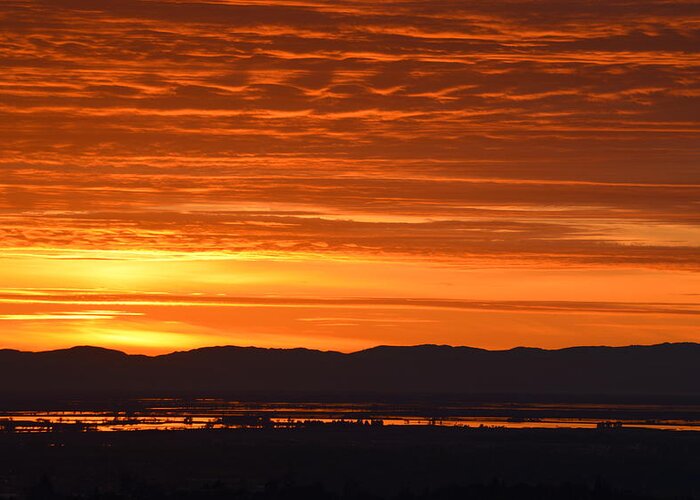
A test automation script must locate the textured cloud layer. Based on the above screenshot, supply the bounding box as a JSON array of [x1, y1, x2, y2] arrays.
[[0, 0, 699, 350]]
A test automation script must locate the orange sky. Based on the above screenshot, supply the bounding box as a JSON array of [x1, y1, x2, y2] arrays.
[[1, 0, 699, 353]]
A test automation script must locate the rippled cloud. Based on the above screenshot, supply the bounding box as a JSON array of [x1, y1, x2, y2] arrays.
[[0, 0, 698, 350]]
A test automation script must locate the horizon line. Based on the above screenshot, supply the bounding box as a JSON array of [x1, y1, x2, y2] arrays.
[[2, 341, 698, 357]]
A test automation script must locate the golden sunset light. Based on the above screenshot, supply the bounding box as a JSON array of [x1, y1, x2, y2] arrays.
[[1, 0, 699, 353]]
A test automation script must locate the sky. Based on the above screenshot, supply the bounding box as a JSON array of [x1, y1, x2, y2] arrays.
[[1, 0, 699, 354]]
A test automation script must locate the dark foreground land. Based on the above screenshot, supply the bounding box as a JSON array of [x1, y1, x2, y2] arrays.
[[1, 426, 699, 500]]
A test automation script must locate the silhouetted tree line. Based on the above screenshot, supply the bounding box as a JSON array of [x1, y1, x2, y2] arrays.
[[23, 475, 696, 500]]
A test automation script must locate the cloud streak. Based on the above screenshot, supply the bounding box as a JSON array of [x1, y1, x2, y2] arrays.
[[0, 0, 698, 350]]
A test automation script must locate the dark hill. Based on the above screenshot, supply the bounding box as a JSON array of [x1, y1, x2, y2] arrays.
[[1, 343, 699, 401]]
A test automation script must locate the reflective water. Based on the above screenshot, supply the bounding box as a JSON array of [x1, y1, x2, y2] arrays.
[[2, 399, 699, 432]]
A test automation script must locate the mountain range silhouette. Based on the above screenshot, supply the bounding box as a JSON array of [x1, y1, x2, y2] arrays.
[[1, 343, 699, 400]]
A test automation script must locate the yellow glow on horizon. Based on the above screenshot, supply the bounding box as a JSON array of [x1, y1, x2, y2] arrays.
[[69, 325, 222, 354], [1, 0, 699, 353], [1, 247, 700, 356]]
